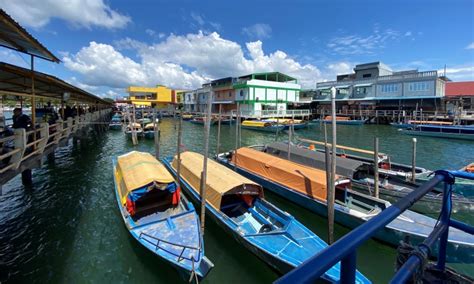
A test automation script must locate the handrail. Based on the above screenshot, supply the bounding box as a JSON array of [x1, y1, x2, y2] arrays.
[[275, 170, 474, 283], [139, 232, 201, 262]]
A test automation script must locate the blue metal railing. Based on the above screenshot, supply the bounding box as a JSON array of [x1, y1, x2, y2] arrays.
[[275, 170, 474, 284]]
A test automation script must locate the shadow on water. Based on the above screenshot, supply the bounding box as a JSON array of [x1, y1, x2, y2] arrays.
[[0, 119, 472, 283]]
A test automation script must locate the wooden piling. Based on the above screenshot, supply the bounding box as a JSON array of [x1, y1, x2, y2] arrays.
[[176, 114, 182, 188], [328, 87, 337, 245], [234, 102, 240, 171], [199, 90, 213, 235], [411, 138, 417, 182], [131, 104, 138, 145], [373, 137, 379, 198], [324, 145, 332, 244], [154, 108, 160, 159], [216, 104, 222, 156]]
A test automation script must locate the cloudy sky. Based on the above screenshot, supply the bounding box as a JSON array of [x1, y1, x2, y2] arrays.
[[1, 0, 473, 98]]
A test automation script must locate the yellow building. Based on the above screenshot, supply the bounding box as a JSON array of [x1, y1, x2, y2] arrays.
[[127, 85, 176, 107]]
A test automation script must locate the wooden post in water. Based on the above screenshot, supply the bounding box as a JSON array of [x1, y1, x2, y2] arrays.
[[176, 114, 182, 188], [373, 137, 379, 198], [131, 104, 138, 145], [216, 104, 222, 156], [199, 90, 213, 234], [234, 102, 240, 171], [411, 138, 417, 182], [154, 107, 160, 159], [287, 114, 294, 160], [327, 86, 337, 245]]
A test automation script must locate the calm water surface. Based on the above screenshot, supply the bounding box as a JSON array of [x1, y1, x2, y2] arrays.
[[0, 119, 473, 283]]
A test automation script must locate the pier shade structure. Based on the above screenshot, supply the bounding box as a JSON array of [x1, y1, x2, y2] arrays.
[[0, 8, 112, 188]]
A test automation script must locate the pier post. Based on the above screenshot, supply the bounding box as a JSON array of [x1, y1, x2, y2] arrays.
[[287, 114, 294, 160], [234, 102, 240, 171], [199, 90, 213, 235], [131, 105, 138, 145], [21, 169, 32, 186], [373, 137, 379, 198], [411, 138, 417, 182], [153, 108, 160, 159], [176, 114, 182, 188], [216, 104, 222, 156], [328, 86, 337, 245]]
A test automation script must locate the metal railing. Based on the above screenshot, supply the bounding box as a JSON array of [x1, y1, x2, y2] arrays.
[[139, 231, 201, 263], [275, 170, 474, 284], [0, 109, 111, 174], [231, 109, 311, 118]]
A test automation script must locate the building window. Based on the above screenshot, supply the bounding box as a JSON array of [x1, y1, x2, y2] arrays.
[[228, 91, 232, 97], [409, 81, 430, 92], [355, 87, 368, 95], [363, 74, 372, 78], [337, 88, 349, 95], [381, 83, 398, 93]]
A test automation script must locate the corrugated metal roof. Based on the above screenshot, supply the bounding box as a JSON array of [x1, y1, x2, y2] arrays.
[[0, 62, 110, 104], [446, 81, 474, 97], [0, 9, 60, 62]]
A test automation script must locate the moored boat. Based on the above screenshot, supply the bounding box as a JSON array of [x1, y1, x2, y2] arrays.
[[162, 151, 370, 283], [109, 117, 122, 130], [312, 116, 365, 125], [189, 117, 216, 126], [143, 123, 156, 139], [263, 118, 308, 130], [262, 142, 474, 219], [112, 151, 213, 280], [402, 125, 474, 140], [241, 120, 285, 133], [182, 114, 194, 121], [216, 147, 474, 263], [125, 123, 144, 138], [390, 120, 453, 129]]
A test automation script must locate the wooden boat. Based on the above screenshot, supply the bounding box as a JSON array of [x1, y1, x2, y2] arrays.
[[263, 142, 474, 219], [112, 151, 213, 280], [217, 116, 234, 125], [125, 123, 144, 138], [263, 118, 308, 130], [189, 117, 216, 126], [162, 152, 370, 283], [109, 117, 122, 130], [143, 123, 156, 139], [216, 147, 474, 263], [312, 116, 365, 125], [390, 120, 453, 129], [182, 114, 194, 121], [402, 125, 474, 141], [296, 138, 474, 198], [241, 120, 285, 133]]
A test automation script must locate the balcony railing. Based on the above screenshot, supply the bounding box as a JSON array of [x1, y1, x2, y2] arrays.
[[230, 109, 311, 118]]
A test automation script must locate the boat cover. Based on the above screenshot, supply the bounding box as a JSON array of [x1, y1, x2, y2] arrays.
[[233, 147, 338, 201], [242, 120, 271, 127], [265, 142, 365, 178], [117, 151, 174, 203], [172, 151, 263, 209], [144, 123, 155, 130]]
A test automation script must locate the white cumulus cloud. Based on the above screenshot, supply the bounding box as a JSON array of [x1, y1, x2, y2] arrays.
[[63, 31, 324, 91], [0, 0, 130, 29], [242, 23, 272, 39]]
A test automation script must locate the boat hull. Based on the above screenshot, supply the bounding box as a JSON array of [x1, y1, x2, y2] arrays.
[[402, 130, 474, 140], [216, 155, 474, 264], [283, 123, 308, 130], [109, 124, 122, 130], [312, 119, 365, 125], [143, 131, 154, 139], [241, 125, 285, 133]]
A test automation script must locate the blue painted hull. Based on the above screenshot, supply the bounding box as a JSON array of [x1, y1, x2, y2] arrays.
[[144, 131, 154, 139], [109, 124, 122, 130], [282, 123, 308, 130], [216, 156, 474, 264], [112, 159, 213, 280], [162, 158, 370, 283]]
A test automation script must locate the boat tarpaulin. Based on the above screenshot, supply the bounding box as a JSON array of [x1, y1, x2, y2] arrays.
[[265, 142, 365, 178], [172, 151, 263, 209], [117, 151, 174, 203], [232, 147, 331, 201]]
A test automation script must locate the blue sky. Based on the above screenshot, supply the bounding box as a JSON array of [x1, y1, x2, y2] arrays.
[[1, 0, 473, 98]]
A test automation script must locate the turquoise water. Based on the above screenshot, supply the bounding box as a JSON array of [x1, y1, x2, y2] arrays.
[[0, 119, 473, 283]]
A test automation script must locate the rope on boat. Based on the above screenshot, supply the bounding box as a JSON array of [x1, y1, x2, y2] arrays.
[[188, 257, 199, 284], [395, 236, 428, 284]]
